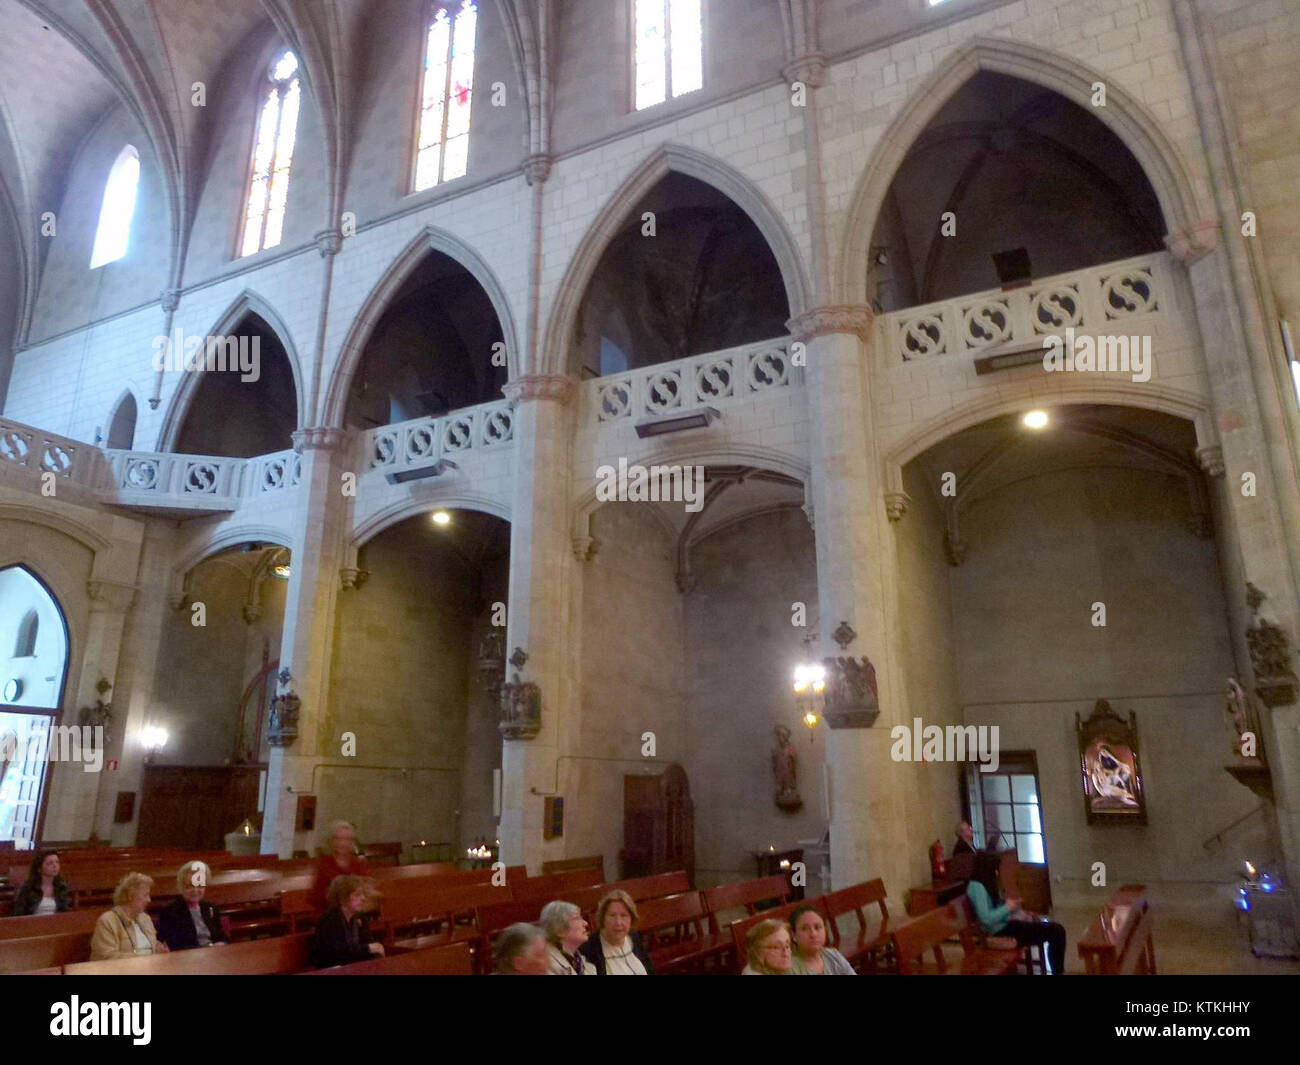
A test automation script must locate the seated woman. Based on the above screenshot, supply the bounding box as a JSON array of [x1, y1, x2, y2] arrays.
[[12, 850, 71, 915], [741, 917, 793, 975], [966, 851, 1066, 975], [156, 861, 228, 950], [578, 889, 655, 975], [309, 874, 384, 968], [90, 873, 167, 960], [539, 900, 595, 975], [788, 904, 855, 975]]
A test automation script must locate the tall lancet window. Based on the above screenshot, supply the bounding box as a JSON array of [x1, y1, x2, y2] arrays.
[[634, 0, 703, 111], [241, 49, 301, 257], [89, 145, 140, 268], [414, 2, 478, 192]]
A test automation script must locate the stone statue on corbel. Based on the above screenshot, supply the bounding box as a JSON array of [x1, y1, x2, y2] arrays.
[[499, 648, 542, 740], [1245, 583, 1298, 707], [821, 622, 880, 728]]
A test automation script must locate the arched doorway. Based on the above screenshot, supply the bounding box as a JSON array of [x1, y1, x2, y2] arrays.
[[0, 565, 71, 847]]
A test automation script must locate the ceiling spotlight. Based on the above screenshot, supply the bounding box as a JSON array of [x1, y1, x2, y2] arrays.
[[1022, 409, 1050, 430], [431, 510, 451, 526]]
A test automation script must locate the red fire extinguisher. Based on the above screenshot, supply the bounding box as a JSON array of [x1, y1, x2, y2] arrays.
[[929, 840, 947, 881]]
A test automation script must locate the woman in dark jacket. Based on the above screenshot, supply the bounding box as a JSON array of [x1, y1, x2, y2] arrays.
[[578, 890, 655, 975], [13, 850, 72, 915], [156, 860, 228, 950], [309, 874, 384, 968]]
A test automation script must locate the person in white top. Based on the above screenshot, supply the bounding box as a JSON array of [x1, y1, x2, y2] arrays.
[[578, 889, 655, 975], [540, 900, 596, 975]]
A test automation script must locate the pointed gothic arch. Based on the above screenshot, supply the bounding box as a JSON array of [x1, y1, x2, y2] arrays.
[[837, 37, 1206, 306], [541, 143, 813, 377]]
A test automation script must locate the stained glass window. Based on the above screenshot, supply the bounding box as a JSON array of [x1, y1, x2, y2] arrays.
[[414, 2, 477, 192], [635, 0, 702, 111], [89, 145, 140, 268], [240, 50, 300, 258]]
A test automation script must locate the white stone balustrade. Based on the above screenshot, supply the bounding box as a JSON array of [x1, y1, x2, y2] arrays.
[[0, 416, 98, 489], [584, 337, 803, 424], [361, 398, 516, 475], [102, 447, 302, 511], [878, 252, 1172, 362]]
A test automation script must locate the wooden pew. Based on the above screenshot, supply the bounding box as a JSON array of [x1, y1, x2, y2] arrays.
[[0, 930, 91, 973], [304, 942, 474, 975], [890, 903, 956, 974], [541, 855, 605, 879], [636, 892, 730, 974], [362, 841, 403, 867], [818, 878, 894, 971], [702, 875, 790, 931], [511, 868, 604, 903], [380, 882, 506, 950], [65, 932, 314, 975], [0, 908, 99, 941], [369, 862, 459, 881], [728, 900, 804, 973], [946, 898, 1024, 975], [1079, 885, 1154, 975]]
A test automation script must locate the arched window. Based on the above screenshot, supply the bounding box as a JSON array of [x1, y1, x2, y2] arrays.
[[634, 0, 703, 111], [106, 392, 138, 450], [89, 145, 140, 268], [13, 611, 38, 658], [240, 50, 301, 257], [413, 2, 478, 192]]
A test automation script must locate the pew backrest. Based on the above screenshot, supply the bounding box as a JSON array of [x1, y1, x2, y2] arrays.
[[702, 875, 790, 929], [891, 904, 954, 974], [64, 932, 314, 975], [0, 930, 91, 973], [511, 868, 604, 903], [369, 862, 459, 881], [0, 908, 99, 941], [304, 942, 474, 975]]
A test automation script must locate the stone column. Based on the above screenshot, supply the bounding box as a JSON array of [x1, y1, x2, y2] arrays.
[[91, 521, 176, 843], [40, 580, 137, 842], [498, 374, 575, 874], [148, 289, 182, 411], [788, 305, 913, 898], [260, 427, 350, 857], [1172, 227, 1300, 910]]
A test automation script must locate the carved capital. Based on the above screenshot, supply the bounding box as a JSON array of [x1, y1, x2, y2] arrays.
[[241, 603, 263, 624], [502, 374, 575, 405], [315, 228, 344, 258], [1165, 220, 1219, 265], [339, 567, 369, 591], [522, 153, 553, 186], [87, 580, 137, 613], [884, 491, 910, 523], [159, 288, 182, 314], [782, 53, 826, 88], [292, 426, 347, 453], [571, 536, 598, 562], [1197, 445, 1225, 478], [786, 304, 874, 342]]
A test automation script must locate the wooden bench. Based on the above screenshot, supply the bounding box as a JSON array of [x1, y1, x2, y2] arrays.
[[728, 900, 804, 973], [541, 855, 605, 879], [379, 882, 507, 950], [1079, 885, 1155, 975], [65, 932, 315, 975], [510, 868, 604, 903], [0, 908, 99, 940], [362, 842, 404, 866], [370, 862, 459, 881], [818, 878, 894, 971], [636, 892, 730, 974], [702, 875, 790, 931], [947, 898, 1026, 975], [0, 930, 92, 973], [891, 900, 1020, 975], [304, 942, 474, 975]]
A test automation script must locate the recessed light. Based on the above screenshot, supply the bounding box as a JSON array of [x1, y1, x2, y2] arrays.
[[431, 510, 451, 526], [1022, 409, 1050, 430]]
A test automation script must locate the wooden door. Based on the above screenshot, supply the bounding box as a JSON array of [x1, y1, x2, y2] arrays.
[[137, 766, 263, 849], [621, 764, 694, 883]]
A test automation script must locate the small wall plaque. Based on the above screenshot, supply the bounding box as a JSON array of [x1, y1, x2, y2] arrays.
[[543, 796, 563, 840], [113, 791, 135, 823]]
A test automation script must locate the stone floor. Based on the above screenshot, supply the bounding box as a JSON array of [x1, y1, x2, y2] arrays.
[[1049, 880, 1300, 974]]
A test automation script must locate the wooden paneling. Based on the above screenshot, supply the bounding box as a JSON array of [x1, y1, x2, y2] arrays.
[[136, 765, 262, 849]]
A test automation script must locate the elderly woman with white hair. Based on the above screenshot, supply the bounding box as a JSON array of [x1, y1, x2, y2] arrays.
[[539, 900, 596, 975], [157, 860, 228, 950], [90, 873, 167, 960]]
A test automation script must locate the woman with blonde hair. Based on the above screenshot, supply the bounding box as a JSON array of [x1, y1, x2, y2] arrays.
[[157, 860, 228, 950], [578, 889, 655, 975], [310, 819, 370, 910], [741, 917, 793, 975], [89, 873, 167, 960]]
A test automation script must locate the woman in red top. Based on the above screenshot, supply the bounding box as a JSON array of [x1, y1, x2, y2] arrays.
[[311, 820, 370, 909]]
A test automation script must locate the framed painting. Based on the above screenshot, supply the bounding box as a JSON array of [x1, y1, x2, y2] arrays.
[[1076, 700, 1147, 825]]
